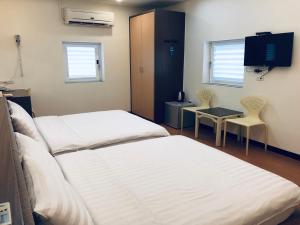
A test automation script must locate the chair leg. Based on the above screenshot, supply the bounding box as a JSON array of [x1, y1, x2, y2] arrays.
[[240, 127, 243, 143], [264, 124, 268, 151], [216, 118, 222, 146], [223, 121, 227, 148], [213, 122, 216, 134], [246, 127, 250, 156]]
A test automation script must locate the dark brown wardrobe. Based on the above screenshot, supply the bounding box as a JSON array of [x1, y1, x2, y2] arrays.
[[130, 9, 185, 123]]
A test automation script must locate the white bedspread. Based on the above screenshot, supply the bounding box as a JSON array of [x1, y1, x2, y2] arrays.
[[34, 110, 169, 154], [56, 136, 300, 225]]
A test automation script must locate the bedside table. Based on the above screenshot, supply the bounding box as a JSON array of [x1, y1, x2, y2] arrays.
[[165, 101, 195, 129], [5, 89, 32, 117]]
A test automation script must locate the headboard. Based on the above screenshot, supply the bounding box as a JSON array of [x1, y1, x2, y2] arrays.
[[0, 95, 35, 225]]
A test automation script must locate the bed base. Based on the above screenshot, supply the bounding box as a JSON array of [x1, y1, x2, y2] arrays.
[[0, 95, 35, 225]]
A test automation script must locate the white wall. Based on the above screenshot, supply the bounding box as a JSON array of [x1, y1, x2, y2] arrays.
[[169, 0, 300, 154], [0, 0, 136, 116]]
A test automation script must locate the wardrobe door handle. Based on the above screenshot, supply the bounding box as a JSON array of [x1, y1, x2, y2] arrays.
[[139, 66, 144, 74]]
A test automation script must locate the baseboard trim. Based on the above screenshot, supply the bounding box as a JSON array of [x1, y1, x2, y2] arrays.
[[199, 124, 300, 161], [251, 139, 300, 161]]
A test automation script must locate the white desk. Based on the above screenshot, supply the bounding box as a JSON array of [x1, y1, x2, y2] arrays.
[[181, 106, 208, 132], [195, 107, 243, 146]]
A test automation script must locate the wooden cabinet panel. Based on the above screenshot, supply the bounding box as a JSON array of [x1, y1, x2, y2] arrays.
[[130, 16, 142, 116], [140, 12, 155, 120]]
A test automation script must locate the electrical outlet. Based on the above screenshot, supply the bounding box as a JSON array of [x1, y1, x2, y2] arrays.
[[0, 202, 12, 225]]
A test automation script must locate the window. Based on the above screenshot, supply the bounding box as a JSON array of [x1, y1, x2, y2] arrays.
[[209, 39, 245, 86], [63, 42, 104, 83]]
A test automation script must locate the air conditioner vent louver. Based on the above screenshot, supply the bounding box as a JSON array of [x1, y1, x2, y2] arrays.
[[69, 21, 111, 27], [63, 8, 114, 27]]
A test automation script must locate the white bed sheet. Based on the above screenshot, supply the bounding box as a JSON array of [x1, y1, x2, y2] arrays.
[[34, 110, 169, 154], [56, 136, 300, 225]]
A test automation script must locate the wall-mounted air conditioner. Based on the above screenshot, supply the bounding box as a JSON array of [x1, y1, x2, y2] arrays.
[[63, 8, 114, 27]]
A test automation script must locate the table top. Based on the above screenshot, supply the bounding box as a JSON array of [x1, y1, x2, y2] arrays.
[[165, 101, 195, 107], [197, 107, 243, 118]]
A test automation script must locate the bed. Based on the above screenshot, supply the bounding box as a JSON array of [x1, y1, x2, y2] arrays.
[[55, 136, 300, 225], [34, 110, 169, 154], [9, 99, 169, 154], [2, 96, 300, 225]]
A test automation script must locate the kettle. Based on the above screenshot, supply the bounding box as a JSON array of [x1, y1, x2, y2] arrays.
[[177, 91, 185, 102]]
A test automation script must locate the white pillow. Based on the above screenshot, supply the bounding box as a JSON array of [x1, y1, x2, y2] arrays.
[[8, 100, 48, 150], [15, 133, 94, 225]]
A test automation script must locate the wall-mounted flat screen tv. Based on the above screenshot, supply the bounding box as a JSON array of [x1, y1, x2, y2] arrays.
[[244, 32, 294, 67]]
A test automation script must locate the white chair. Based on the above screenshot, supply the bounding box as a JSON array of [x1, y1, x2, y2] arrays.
[[223, 96, 268, 155], [181, 89, 213, 131]]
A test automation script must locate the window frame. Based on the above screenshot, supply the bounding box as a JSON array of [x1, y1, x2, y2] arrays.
[[63, 42, 104, 83], [209, 39, 245, 87]]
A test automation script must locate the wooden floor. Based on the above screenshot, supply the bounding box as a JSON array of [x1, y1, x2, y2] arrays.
[[162, 124, 300, 225]]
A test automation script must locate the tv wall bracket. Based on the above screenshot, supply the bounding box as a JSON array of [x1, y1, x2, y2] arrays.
[[256, 32, 272, 36], [253, 66, 275, 81]]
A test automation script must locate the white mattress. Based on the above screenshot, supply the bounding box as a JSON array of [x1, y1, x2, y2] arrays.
[[34, 110, 169, 154], [56, 136, 300, 225]]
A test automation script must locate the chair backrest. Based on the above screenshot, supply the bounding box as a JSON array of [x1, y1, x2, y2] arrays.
[[196, 89, 213, 108], [241, 96, 267, 119]]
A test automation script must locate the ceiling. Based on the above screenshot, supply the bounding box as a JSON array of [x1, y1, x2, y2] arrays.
[[105, 0, 185, 7]]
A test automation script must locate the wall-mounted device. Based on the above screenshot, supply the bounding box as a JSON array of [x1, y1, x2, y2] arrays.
[[63, 8, 114, 27], [244, 32, 294, 67], [244, 32, 294, 80], [0, 202, 12, 225], [15, 35, 21, 46], [0, 34, 24, 84], [15, 34, 24, 77]]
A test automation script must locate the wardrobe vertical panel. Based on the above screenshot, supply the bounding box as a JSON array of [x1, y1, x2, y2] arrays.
[[154, 11, 185, 122], [130, 16, 142, 116], [141, 12, 155, 121]]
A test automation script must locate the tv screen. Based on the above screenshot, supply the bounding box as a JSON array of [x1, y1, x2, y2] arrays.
[[244, 32, 294, 67]]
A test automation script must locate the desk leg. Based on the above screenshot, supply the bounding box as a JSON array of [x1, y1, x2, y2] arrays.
[[216, 118, 222, 146], [237, 126, 240, 141], [195, 115, 199, 138], [181, 109, 184, 133]]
